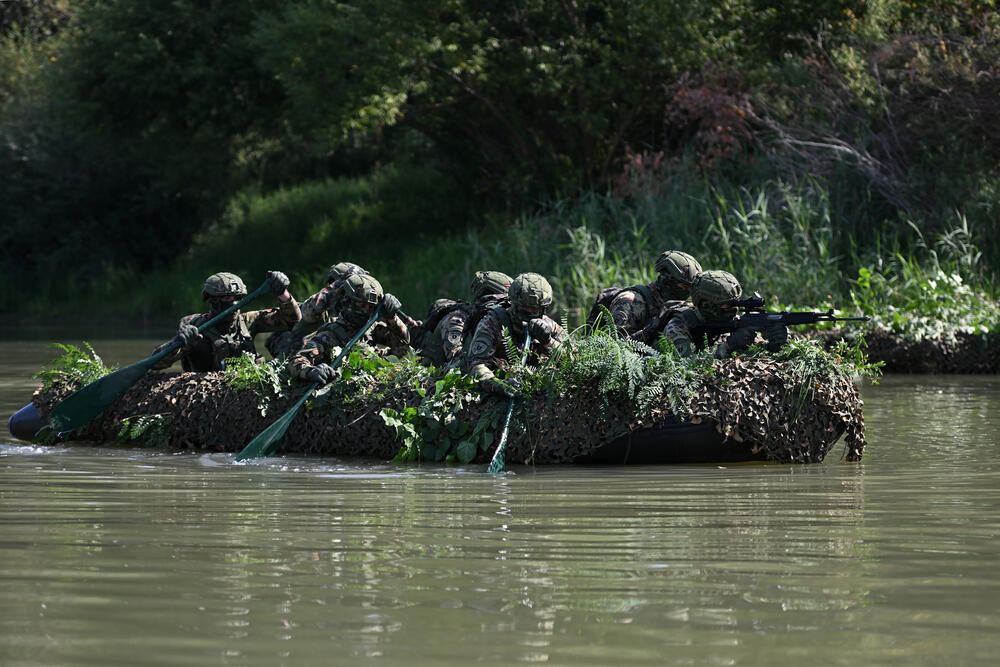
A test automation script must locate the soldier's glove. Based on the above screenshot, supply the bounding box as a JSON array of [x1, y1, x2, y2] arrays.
[[763, 322, 789, 353], [725, 326, 758, 355], [381, 293, 401, 318], [527, 318, 554, 345], [480, 376, 520, 398], [177, 323, 202, 347], [266, 270, 290, 296], [304, 363, 336, 385]]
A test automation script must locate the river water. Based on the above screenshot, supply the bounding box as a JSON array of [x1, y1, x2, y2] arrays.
[[2, 336, 999, 666]]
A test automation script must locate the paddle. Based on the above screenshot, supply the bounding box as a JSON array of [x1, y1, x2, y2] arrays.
[[46, 281, 272, 436], [486, 330, 533, 474], [234, 303, 385, 461]]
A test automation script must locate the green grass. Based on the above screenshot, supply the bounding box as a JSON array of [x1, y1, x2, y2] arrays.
[[6, 160, 999, 342]]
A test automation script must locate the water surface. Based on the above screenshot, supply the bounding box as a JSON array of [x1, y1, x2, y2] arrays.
[[2, 336, 999, 665]]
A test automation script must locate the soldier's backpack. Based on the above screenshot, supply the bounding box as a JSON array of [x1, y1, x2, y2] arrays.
[[411, 299, 465, 349], [585, 284, 655, 331]]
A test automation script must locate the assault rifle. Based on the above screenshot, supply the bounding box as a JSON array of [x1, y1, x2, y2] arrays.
[[692, 307, 871, 336], [633, 291, 766, 343]]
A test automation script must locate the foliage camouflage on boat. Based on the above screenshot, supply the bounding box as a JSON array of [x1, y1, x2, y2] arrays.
[[29, 344, 867, 464]]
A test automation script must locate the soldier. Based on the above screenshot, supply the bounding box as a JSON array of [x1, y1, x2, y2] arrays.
[[413, 270, 513, 367], [465, 272, 566, 396], [662, 270, 788, 358], [266, 261, 367, 359], [152, 271, 300, 372], [288, 273, 408, 383], [604, 250, 702, 344]]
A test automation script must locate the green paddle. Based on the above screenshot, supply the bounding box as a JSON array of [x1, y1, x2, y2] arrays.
[[46, 281, 272, 436], [234, 303, 385, 461], [487, 330, 533, 474]]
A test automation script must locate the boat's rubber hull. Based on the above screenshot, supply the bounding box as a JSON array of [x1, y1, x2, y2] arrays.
[[7, 403, 44, 441]]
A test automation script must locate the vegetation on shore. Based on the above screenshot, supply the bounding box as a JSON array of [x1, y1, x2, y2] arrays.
[[3, 2, 999, 342]]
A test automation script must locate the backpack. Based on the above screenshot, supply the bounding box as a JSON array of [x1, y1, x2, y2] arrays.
[[585, 284, 655, 331], [411, 299, 465, 348]]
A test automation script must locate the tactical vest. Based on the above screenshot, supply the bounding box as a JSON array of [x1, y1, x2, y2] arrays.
[[182, 313, 256, 371], [585, 284, 656, 330]]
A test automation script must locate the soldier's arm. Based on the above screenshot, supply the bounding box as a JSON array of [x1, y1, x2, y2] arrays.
[[371, 314, 410, 357], [465, 319, 500, 382], [662, 316, 696, 358], [440, 309, 468, 362], [150, 315, 198, 370], [245, 295, 302, 334], [286, 324, 341, 379], [609, 290, 643, 336]]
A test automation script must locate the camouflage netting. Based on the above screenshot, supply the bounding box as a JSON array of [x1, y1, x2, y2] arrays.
[[30, 357, 866, 464], [817, 328, 1000, 373]]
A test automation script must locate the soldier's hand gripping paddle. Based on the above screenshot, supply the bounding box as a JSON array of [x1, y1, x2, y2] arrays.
[[234, 303, 384, 461], [45, 281, 273, 437], [487, 330, 533, 474]]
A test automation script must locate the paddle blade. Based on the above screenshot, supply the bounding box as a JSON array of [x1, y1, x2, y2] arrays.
[[486, 445, 506, 474], [234, 400, 302, 461], [48, 357, 159, 433]]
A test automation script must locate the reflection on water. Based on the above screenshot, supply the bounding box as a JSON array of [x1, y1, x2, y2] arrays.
[[2, 337, 1000, 665]]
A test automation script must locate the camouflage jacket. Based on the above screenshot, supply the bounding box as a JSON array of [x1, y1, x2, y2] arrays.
[[464, 306, 565, 381], [287, 313, 410, 379], [662, 305, 786, 358], [609, 284, 659, 336], [417, 294, 507, 367], [661, 305, 732, 358], [151, 298, 302, 372]]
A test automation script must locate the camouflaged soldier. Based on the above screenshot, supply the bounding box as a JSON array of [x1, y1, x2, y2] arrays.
[[152, 271, 301, 372], [606, 250, 702, 344], [287, 273, 409, 383], [266, 261, 367, 359], [662, 270, 788, 358], [465, 272, 566, 397], [413, 270, 513, 367]]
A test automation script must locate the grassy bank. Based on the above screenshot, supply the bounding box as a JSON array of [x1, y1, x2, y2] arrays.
[[8, 160, 998, 341]]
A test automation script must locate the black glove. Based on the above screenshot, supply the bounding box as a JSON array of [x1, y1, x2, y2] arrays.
[[305, 363, 336, 385], [527, 317, 554, 344], [381, 293, 401, 317], [480, 376, 520, 398], [725, 326, 758, 354], [266, 270, 290, 295], [763, 322, 789, 352], [177, 323, 201, 347]]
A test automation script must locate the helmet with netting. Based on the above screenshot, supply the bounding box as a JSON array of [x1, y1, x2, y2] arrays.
[[324, 261, 367, 286], [655, 250, 702, 284], [690, 270, 742, 321], [470, 270, 513, 299], [509, 272, 553, 319], [201, 272, 247, 301]]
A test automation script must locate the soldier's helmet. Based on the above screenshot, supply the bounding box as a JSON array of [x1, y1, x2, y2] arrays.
[[201, 272, 247, 302], [690, 270, 742, 321], [341, 273, 383, 305], [324, 261, 367, 286], [508, 272, 554, 321], [470, 270, 513, 300], [655, 250, 703, 285]]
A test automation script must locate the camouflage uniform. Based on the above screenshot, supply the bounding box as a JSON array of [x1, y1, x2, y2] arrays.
[[464, 305, 565, 382], [266, 262, 367, 359], [287, 274, 409, 379], [152, 271, 300, 372], [287, 314, 410, 378], [607, 250, 702, 344], [418, 294, 508, 367], [662, 270, 787, 358]]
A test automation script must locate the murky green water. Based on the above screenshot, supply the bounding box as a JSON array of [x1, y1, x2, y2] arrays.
[[2, 335, 999, 665]]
